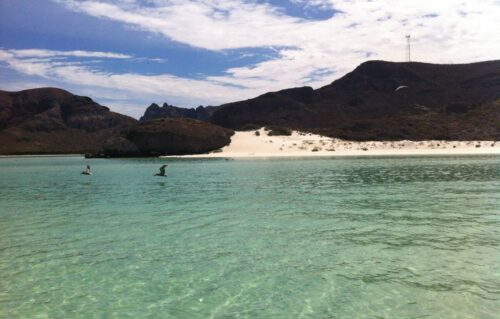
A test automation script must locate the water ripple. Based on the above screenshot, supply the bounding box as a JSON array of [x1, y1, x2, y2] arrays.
[[0, 155, 499, 318]]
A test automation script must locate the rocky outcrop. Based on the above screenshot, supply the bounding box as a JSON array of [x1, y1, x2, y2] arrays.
[[98, 136, 141, 157], [210, 60, 500, 140], [140, 102, 220, 122], [94, 118, 234, 157], [0, 88, 137, 154], [0, 88, 232, 157]]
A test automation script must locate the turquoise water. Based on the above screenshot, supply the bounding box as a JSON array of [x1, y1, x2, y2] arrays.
[[0, 155, 499, 318]]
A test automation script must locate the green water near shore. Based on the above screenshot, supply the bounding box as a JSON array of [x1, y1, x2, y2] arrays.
[[0, 155, 499, 318]]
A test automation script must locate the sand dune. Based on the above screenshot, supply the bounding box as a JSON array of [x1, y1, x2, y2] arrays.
[[164, 128, 500, 158]]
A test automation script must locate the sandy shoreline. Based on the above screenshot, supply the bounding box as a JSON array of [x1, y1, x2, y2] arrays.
[[164, 128, 500, 158]]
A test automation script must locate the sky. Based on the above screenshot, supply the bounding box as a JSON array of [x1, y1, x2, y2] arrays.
[[0, 0, 499, 118]]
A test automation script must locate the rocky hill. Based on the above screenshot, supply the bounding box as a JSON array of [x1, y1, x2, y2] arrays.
[[0, 88, 138, 154], [211, 60, 500, 140], [0, 88, 233, 156], [97, 118, 234, 157], [140, 102, 220, 122]]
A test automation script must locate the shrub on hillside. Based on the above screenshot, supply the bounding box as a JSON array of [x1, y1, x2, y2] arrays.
[[265, 126, 292, 136]]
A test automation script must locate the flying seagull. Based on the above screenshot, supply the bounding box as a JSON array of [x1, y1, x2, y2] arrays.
[[395, 85, 409, 92], [155, 165, 168, 177]]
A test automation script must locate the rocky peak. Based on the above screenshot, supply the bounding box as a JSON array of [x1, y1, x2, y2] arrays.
[[140, 102, 221, 122]]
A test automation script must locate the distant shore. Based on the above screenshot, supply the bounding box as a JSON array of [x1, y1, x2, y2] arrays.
[[164, 129, 500, 158], [1, 129, 498, 158], [0, 154, 83, 158]]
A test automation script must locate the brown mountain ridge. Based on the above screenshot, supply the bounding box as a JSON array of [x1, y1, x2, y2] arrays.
[[0, 88, 232, 156], [0, 60, 498, 156], [0, 88, 137, 155], [210, 60, 500, 140]]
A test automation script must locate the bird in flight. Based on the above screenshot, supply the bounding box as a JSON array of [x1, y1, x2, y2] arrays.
[[155, 165, 168, 177]]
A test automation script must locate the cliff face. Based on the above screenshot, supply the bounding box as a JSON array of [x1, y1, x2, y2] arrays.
[[0, 88, 138, 154], [140, 102, 220, 122], [210, 60, 500, 140], [98, 118, 234, 157]]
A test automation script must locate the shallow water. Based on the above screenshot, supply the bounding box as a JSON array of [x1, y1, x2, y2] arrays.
[[0, 155, 499, 318]]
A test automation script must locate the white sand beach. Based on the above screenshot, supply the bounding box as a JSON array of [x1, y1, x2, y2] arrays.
[[165, 128, 500, 158]]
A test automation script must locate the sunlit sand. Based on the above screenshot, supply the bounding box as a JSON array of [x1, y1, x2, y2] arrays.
[[166, 128, 500, 158]]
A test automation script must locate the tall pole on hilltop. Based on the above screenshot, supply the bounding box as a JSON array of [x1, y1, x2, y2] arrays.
[[405, 34, 411, 62]]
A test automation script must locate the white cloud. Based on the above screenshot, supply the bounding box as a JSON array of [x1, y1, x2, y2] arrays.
[[53, 0, 500, 82], [7, 49, 133, 59], [55, 0, 500, 55]]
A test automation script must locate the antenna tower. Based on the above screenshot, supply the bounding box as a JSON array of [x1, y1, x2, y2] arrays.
[[405, 34, 411, 62]]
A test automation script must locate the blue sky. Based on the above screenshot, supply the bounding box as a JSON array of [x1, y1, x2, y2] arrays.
[[1, 0, 498, 118]]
